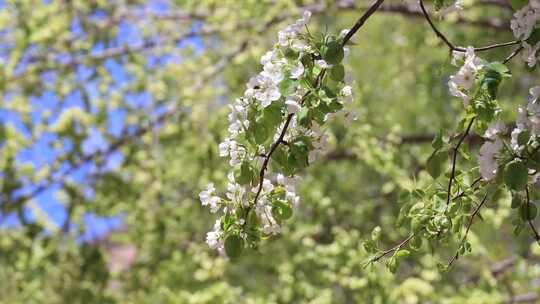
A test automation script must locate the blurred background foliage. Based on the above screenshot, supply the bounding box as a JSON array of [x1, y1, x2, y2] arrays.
[[0, 0, 539, 303]]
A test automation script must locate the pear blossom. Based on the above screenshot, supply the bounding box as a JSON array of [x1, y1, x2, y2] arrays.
[[285, 99, 301, 113], [523, 41, 540, 67], [199, 183, 221, 213], [316, 59, 332, 69], [448, 47, 482, 106], [290, 62, 304, 79], [248, 75, 281, 107], [206, 219, 224, 251], [341, 85, 352, 96], [510, 4, 540, 40], [479, 139, 503, 180], [219, 138, 232, 157], [510, 85, 540, 154], [484, 121, 506, 139], [529, 86, 540, 104], [339, 28, 350, 39]]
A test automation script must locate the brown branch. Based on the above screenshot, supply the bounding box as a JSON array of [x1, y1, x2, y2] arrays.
[[525, 186, 540, 246], [368, 234, 414, 264], [447, 117, 475, 206], [333, 0, 509, 30], [447, 192, 488, 267], [503, 45, 524, 64], [342, 0, 385, 45], [418, 0, 517, 53]]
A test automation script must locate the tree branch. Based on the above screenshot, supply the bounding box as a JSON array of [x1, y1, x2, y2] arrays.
[[447, 192, 488, 267], [368, 234, 414, 264], [418, 0, 517, 53], [447, 117, 475, 206], [525, 186, 540, 246]]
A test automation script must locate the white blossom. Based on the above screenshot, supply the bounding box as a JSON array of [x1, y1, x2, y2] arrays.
[[484, 121, 506, 139], [510, 4, 540, 40], [316, 59, 332, 69], [339, 28, 350, 39], [448, 47, 482, 106], [529, 85, 540, 104], [199, 183, 221, 213], [290, 61, 304, 79], [206, 219, 224, 250], [247, 75, 281, 107], [219, 138, 232, 157], [285, 99, 301, 113], [479, 139, 503, 180], [523, 41, 540, 67], [341, 85, 352, 96]]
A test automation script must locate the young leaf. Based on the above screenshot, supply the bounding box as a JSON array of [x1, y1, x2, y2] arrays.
[[427, 149, 447, 179], [323, 41, 344, 65], [504, 160, 528, 191], [225, 235, 244, 259], [329, 64, 345, 81]]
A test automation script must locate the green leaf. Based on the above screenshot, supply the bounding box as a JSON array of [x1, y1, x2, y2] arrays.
[[271, 199, 293, 221], [511, 195, 523, 209], [262, 102, 283, 128], [528, 28, 540, 45], [504, 160, 528, 191], [510, 0, 528, 10], [432, 129, 445, 150], [288, 139, 310, 168], [387, 257, 398, 273], [247, 210, 259, 228], [279, 78, 297, 95], [520, 203, 537, 221], [363, 240, 377, 253], [236, 161, 255, 185], [329, 64, 345, 81], [323, 41, 344, 65], [518, 130, 530, 146], [371, 226, 381, 241], [221, 213, 235, 231], [297, 107, 310, 127], [224, 235, 244, 259], [426, 149, 447, 179], [395, 250, 410, 258], [485, 62, 510, 77], [410, 236, 422, 250]]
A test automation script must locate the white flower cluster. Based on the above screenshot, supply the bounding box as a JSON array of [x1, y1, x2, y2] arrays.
[[511, 86, 540, 152], [474, 2, 540, 181], [448, 47, 483, 107], [478, 86, 540, 181], [199, 11, 355, 254], [479, 121, 505, 180], [510, 1, 540, 66]]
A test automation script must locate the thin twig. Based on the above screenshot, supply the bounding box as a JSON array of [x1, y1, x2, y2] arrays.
[[452, 177, 483, 201], [503, 45, 525, 64], [418, 0, 518, 53], [368, 234, 414, 264], [447, 117, 476, 206], [525, 186, 540, 245], [448, 192, 488, 267], [341, 0, 385, 46]]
